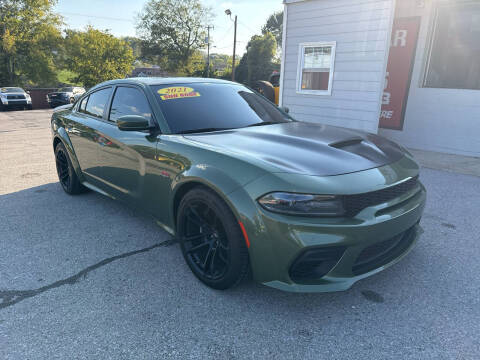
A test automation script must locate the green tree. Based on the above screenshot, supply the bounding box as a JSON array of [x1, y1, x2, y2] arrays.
[[235, 53, 249, 84], [245, 32, 278, 87], [262, 11, 283, 47], [179, 50, 205, 76], [122, 36, 143, 60], [136, 0, 212, 74], [0, 0, 63, 86], [64, 27, 134, 88]]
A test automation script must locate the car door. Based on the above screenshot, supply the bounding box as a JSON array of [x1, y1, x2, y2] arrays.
[[65, 87, 113, 188], [94, 85, 158, 205]]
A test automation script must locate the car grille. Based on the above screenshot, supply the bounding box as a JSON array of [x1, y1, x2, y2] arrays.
[[352, 225, 417, 275], [344, 176, 419, 217], [7, 94, 26, 100]]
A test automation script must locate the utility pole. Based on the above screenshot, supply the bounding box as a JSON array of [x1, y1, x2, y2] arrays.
[[232, 15, 237, 82], [206, 25, 214, 78], [225, 9, 237, 82]]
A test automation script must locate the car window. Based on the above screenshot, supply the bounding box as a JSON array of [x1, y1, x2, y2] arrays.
[[85, 87, 112, 119], [78, 96, 88, 113], [109, 86, 153, 123], [151, 83, 293, 134]]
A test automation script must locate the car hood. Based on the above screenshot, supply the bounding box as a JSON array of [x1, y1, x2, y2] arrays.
[[184, 122, 406, 176]]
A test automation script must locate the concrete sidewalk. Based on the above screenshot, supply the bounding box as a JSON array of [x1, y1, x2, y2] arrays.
[[409, 148, 480, 177]]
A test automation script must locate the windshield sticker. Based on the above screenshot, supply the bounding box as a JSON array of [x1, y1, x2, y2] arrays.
[[157, 87, 200, 100]]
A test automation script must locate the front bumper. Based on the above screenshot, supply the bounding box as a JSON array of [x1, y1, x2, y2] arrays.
[[1, 100, 31, 108], [47, 99, 70, 107], [228, 156, 426, 292]]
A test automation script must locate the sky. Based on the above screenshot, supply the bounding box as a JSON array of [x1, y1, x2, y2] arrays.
[[54, 0, 283, 55]]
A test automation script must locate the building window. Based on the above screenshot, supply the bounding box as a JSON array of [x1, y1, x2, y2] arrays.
[[424, 2, 480, 90], [296, 42, 336, 95]]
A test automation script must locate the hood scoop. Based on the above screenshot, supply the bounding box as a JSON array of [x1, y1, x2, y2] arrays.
[[329, 137, 364, 149]]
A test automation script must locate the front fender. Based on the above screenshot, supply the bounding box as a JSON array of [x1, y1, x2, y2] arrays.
[[169, 163, 265, 232]]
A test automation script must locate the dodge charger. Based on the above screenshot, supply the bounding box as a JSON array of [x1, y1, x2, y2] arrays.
[[50, 78, 426, 292]]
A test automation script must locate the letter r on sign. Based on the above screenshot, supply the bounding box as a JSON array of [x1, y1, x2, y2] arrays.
[[393, 30, 408, 47]]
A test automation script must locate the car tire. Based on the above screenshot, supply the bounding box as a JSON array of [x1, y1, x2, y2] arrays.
[[54, 142, 87, 195], [177, 186, 250, 290]]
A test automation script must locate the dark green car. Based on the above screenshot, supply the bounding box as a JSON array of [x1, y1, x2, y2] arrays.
[[51, 78, 426, 292]]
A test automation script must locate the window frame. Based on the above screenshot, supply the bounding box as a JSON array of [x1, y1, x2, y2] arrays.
[[82, 87, 113, 120], [422, 0, 480, 90], [296, 41, 336, 96], [107, 85, 154, 124], [78, 95, 89, 113]]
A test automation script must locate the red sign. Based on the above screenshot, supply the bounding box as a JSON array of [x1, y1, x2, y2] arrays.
[[379, 17, 421, 130]]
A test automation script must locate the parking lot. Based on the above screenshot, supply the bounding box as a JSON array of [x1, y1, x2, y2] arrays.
[[0, 109, 479, 359]]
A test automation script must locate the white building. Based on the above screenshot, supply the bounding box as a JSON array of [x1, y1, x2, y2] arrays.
[[279, 0, 480, 156]]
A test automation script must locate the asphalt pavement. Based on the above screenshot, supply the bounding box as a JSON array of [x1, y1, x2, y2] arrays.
[[0, 109, 479, 359]]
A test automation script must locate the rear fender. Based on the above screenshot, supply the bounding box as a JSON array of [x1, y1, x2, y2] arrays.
[[54, 128, 84, 181]]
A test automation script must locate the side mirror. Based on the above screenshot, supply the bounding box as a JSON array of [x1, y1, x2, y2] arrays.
[[280, 106, 289, 114], [117, 115, 152, 131]]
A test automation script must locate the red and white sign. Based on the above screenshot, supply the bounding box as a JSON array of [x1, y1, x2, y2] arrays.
[[379, 17, 421, 130]]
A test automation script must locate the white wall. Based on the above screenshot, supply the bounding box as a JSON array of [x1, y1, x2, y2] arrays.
[[379, 0, 480, 157], [281, 0, 395, 133]]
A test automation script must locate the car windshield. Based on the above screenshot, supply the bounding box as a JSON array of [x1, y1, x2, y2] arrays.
[[59, 87, 74, 92], [151, 82, 294, 134], [1, 87, 24, 93]]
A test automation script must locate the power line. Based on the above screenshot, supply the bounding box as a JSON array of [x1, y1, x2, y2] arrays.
[[59, 12, 134, 23], [237, 20, 258, 34], [214, 22, 234, 45]]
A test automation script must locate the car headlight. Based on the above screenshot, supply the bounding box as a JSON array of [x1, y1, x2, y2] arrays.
[[258, 192, 345, 217]]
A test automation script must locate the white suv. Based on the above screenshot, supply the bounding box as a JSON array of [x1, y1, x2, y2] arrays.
[[0, 87, 33, 111]]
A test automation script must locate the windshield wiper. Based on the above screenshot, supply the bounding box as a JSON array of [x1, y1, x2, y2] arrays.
[[178, 127, 233, 134]]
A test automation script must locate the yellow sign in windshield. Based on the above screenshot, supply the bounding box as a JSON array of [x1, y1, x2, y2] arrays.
[[157, 87, 201, 101]]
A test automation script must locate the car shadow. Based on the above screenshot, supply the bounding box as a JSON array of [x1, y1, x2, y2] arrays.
[[0, 181, 429, 314]]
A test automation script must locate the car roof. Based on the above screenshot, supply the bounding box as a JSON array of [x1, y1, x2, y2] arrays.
[[92, 77, 235, 90]]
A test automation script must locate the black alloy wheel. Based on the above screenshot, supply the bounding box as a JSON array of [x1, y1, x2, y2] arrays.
[[177, 187, 250, 289], [56, 147, 70, 189], [182, 202, 230, 280], [54, 142, 86, 195]]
